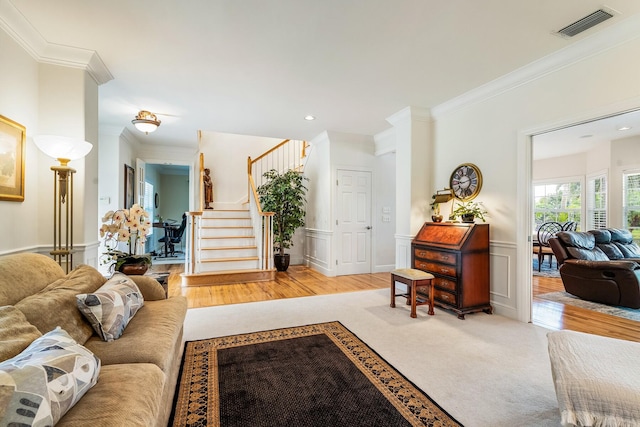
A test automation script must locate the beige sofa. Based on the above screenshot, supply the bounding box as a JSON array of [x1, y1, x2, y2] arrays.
[[0, 253, 188, 427]]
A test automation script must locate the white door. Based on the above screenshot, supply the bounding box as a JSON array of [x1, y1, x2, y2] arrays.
[[336, 169, 372, 275], [136, 158, 146, 207]]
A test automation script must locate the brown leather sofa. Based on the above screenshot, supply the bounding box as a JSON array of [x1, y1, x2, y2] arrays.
[[549, 228, 640, 308]]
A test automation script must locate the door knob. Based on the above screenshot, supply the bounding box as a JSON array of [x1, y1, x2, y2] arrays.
[[366, 226, 372, 230]]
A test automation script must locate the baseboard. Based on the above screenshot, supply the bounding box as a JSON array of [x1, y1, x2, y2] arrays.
[[374, 264, 395, 273]]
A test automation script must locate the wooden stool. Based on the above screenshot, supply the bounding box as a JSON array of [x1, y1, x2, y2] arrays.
[[390, 268, 435, 318]]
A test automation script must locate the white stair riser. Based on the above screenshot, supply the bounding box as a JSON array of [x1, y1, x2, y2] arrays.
[[200, 227, 254, 238], [201, 248, 257, 259], [200, 237, 256, 247], [202, 210, 250, 219], [202, 218, 252, 227], [199, 260, 260, 271]]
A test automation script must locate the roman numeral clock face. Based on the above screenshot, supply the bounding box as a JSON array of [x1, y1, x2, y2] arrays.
[[449, 163, 483, 201]]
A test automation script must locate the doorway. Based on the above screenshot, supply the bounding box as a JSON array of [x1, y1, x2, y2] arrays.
[[143, 163, 190, 257], [529, 108, 640, 325]]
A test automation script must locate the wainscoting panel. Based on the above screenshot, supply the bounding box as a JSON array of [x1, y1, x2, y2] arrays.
[[489, 240, 517, 319], [304, 228, 334, 276], [395, 234, 413, 269]]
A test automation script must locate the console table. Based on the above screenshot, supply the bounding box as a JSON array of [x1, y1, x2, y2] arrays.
[[411, 222, 492, 319]]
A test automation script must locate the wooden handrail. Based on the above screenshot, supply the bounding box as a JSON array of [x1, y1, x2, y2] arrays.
[[248, 174, 274, 217], [251, 139, 290, 164]]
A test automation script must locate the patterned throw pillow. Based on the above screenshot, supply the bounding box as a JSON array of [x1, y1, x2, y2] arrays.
[[0, 327, 101, 426], [76, 273, 144, 341]]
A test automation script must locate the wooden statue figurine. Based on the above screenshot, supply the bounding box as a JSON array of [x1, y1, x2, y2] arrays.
[[203, 168, 213, 209]]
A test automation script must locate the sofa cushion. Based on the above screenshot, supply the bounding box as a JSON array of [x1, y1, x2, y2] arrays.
[[0, 253, 65, 306], [15, 265, 106, 344], [608, 228, 640, 258], [557, 232, 610, 261], [0, 327, 100, 426], [83, 296, 187, 372], [76, 273, 144, 342], [588, 229, 612, 244], [0, 306, 42, 362], [57, 363, 164, 427], [609, 228, 634, 244]]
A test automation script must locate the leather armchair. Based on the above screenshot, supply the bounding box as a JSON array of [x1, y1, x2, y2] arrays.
[[549, 229, 640, 308]]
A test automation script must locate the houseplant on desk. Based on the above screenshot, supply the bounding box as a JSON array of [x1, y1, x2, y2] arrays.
[[100, 204, 152, 275], [451, 201, 488, 223], [257, 169, 308, 271]]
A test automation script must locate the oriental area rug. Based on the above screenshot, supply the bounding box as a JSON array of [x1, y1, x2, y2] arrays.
[[170, 321, 462, 427]]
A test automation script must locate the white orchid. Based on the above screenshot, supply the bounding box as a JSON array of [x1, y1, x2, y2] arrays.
[[100, 203, 152, 270]]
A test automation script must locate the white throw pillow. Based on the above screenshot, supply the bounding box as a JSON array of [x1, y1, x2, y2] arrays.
[[0, 327, 101, 426]]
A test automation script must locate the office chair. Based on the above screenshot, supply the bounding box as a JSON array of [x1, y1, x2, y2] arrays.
[[158, 214, 187, 257]]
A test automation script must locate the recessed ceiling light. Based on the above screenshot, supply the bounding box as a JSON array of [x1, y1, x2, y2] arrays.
[[304, 115, 315, 121], [617, 126, 632, 131]]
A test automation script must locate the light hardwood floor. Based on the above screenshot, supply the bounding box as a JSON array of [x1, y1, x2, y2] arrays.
[[155, 264, 640, 342]]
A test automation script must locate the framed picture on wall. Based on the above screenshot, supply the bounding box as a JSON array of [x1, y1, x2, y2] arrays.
[[124, 164, 135, 208], [0, 115, 26, 202]]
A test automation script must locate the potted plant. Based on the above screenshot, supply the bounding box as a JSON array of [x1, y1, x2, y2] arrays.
[[257, 169, 308, 271], [430, 196, 443, 222], [100, 204, 153, 275], [451, 201, 488, 223]]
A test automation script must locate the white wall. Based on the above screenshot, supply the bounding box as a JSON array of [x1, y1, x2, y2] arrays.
[[304, 132, 332, 272], [611, 135, 640, 228], [373, 152, 396, 272], [0, 29, 40, 254], [304, 131, 395, 274], [0, 31, 99, 268], [431, 30, 640, 320], [199, 131, 281, 208], [533, 153, 587, 181]]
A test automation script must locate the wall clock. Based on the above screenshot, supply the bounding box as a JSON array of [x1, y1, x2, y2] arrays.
[[449, 163, 483, 201]]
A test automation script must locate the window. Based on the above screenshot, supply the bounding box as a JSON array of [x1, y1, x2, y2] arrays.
[[586, 172, 607, 230], [533, 179, 582, 230], [623, 170, 640, 242]]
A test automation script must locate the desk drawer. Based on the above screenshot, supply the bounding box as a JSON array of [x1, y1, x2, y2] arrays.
[[435, 289, 457, 306], [415, 260, 457, 278], [433, 276, 457, 292], [414, 248, 456, 265]]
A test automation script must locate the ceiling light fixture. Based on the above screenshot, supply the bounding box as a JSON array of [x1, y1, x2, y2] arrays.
[[304, 115, 316, 121], [618, 126, 632, 131], [132, 110, 161, 134]]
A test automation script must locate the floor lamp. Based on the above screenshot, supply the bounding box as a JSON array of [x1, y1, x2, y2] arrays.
[[34, 136, 92, 273]]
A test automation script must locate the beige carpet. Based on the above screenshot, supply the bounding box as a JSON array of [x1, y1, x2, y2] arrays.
[[183, 289, 561, 427]]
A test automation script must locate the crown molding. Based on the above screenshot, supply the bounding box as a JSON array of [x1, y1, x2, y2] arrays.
[[0, 0, 113, 85], [386, 106, 430, 126], [373, 126, 395, 156], [432, 13, 640, 118]]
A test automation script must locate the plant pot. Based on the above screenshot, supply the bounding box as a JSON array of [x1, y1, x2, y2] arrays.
[[431, 215, 443, 223], [461, 214, 475, 223], [274, 254, 290, 272], [118, 262, 149, 275]]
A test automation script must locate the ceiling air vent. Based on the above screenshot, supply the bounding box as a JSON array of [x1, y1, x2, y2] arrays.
[[557, 8, 615, 38]]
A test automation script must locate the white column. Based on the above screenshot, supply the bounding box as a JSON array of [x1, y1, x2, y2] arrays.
[[386, 106, 433, 268]]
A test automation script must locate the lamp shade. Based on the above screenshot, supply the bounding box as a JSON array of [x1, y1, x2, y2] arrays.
[[34, 135, 93, 166], [132, 110, 161, 133]]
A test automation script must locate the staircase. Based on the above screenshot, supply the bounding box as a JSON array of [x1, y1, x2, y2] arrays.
[[181, 139, 309, 287]]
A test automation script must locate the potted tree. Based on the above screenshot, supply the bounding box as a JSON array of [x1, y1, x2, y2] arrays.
[[257, 169, 308, 271]]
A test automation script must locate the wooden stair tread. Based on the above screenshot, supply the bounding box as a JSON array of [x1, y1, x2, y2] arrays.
[[201, 256, 259, 263], [181, 268, 277, 287], [202, 246, 257, 251], [202, 236, 255, 240]]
